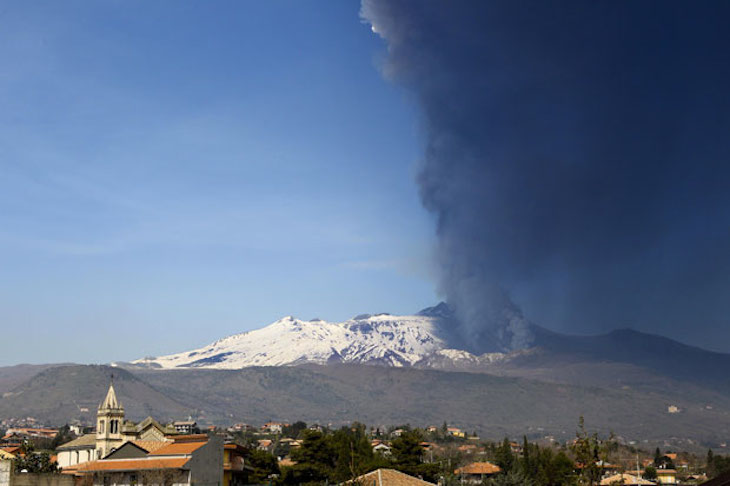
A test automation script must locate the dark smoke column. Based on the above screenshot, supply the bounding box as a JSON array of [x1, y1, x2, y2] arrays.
[[361, 1, 730, 352]]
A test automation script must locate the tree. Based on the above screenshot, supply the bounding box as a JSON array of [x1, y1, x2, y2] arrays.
[[330, 423, 384, 483], [493, 438, 515, 474], [282, 421, 307, 439], [283, 430, 336, 485], [245, 448, 280, 483], [51, 425, 74, 450], [653, 448, 675, 470], [570, 417, 601, 486], [486, 471, 535, 486], [706, 449, 730, 479], [391, 430, 424, 470], [643, 466, 657, 481], [14, 442, 59, 474]]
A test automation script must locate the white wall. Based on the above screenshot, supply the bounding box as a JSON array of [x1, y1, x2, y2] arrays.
[[57, 448, 94, 469]]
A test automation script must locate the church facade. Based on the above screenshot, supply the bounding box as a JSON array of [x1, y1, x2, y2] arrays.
[[58, 383, 177, 469]]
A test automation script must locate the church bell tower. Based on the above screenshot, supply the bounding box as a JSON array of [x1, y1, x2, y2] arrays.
[[96, 381, 125, 458]]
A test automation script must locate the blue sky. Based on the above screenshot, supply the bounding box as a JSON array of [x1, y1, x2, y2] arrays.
[[0, 1, 437, 365]]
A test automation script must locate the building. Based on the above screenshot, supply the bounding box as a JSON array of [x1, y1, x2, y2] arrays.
[[447, 428, 466, 439], [599, 473, 655, 485], [372, 441, 392, 456], [261, 422, 286, 434], [454, 462, 501, 483], [346, 468, 436, 486], [57, 382, 177, 469], [655, 469, 678, 485], [57, 435, 96, 469], [223, 443, 253, 486], [2, 429, 58, 441], [174, 421, 198, 435], [73, 434, 223, 486]]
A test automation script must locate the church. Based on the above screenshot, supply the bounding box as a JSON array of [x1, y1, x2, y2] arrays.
[[57, 382, 178, 469]]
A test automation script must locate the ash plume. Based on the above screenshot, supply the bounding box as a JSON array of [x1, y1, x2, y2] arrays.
[[362, 1, 730, 352]]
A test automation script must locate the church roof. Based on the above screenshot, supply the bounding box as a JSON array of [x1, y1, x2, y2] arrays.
[[99, 383, 124, 411], [57, 434, 97, 450]]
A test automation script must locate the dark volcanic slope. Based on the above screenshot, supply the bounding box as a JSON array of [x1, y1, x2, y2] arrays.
[[135, 364, 730, 445], [0, 363, 70, 394], [0, 365, 191, 424], [532, 327, 730, 390], [2, 359, 730, 447]]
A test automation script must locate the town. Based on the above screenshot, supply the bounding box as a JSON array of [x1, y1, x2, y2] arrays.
[[1, 384, 728, 486]]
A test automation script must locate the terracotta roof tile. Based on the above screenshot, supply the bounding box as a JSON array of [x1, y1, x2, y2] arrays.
[[454, 462, 501, 475], [599, 473, 655, 485], [75, 458, 190, 472], [132, 440, 171, 453], [148, 441, 206, 455], [349, 468, 436, 486]]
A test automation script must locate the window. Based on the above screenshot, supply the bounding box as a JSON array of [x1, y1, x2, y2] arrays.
[[99, 420, 105, 433]]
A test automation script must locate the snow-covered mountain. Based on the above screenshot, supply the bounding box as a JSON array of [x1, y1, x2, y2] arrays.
[[132, 306, 509, 370]]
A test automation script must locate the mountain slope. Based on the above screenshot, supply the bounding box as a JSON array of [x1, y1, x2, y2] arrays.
[[133, 313, 453, 369], [0, 365, 191, 424], [3, 363, 730, 449], [130, 304, 730, 397]]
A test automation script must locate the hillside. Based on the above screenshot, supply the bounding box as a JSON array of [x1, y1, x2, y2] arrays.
[[2, 363, 730, 448], [0, 365, 190, 424]]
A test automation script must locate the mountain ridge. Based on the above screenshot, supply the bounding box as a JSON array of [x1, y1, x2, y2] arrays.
[[129, 302, 730, 390]]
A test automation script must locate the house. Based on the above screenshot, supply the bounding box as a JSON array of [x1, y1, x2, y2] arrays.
[[73, 434, 223, 486], [447, 428, 465, 439], [261, 422, 286, 434], [256, 439, 273, 452], [0, 450, 15, 461], [57, 434, 97, 468], [174, 421, 198, 435], [223, 443, 253, 486], [599, 473, 655, 485], [373, 442, 392, 456], [346, 468, 436, 486], [3, 428, 58, 441], [655, 469, 678, 485], [0, 449, 19, 459], [454, 462, 501, 483]]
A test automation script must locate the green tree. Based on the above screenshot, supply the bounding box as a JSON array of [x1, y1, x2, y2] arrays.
[[391, 430, 423, 470], [486, 471, 534, 486], [244, 449, 280, 484], [494, 438, 515, 474], [50, 425, 73, 450], [284, 430, 337, 485], [570, 417, 601, 486], [707, 449, 730, 479], [282, 421, 307, 439], [643, 466, 657, 481], [330, 423, 385, 483], [14, 442, 59, 474]]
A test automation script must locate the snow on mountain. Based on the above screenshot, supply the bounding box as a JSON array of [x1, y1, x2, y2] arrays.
[[133, 311, 478, 370]]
